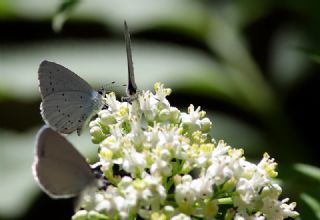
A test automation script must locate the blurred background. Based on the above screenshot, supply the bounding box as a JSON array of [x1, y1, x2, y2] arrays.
[[0, 0, 320, 219]]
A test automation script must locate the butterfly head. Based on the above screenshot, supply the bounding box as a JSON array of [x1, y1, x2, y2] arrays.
[[97, 88, 105, 96]]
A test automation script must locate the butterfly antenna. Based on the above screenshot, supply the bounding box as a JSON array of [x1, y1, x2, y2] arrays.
[[100, 81, 116, 92]]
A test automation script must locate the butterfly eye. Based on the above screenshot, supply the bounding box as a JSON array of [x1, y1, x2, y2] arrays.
[[97, 88, 104, 95]]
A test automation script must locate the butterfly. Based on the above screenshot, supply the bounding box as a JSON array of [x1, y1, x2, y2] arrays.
[[38, 60, 105, 135], [32, 125, 97, 198]]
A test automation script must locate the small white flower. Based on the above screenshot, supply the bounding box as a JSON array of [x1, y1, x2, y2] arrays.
[[257, 153, 278, 178], [190, 176, 213, 199], [234, 177, 260, 211], [95, 199, 111, 213], [181, 105, 201, 124], [196, 143, 214, 166], [72, 210, 88, 220], [199, 117, 212, 132], [137, 91, 157, 114], [175, 177, 197, 206], [114, 196, 130, 219], [100, 135, 116, 150], [169, 107, 181, 123], [260, 185, 299, 219], [76, 83, 298, 220], [103, 92, 121, 112], [206, 155, 234, 185], [150, 153, 172, 176], [122, 147, 146, 175], [211, 140, 230, 158], [127, 118, 147, 148], [171, 213, 192, 220], [109, 123, 124, 140], [154, 82, 171, 107], [280, 200, 299, 218], [98, 109, 116, 126], [234, 212, 265, 220]]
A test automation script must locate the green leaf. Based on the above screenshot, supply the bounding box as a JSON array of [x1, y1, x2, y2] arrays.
[[296, 47, 320, 64], [294, 163, 320, 182], [205, 12, 277, 116], [53, 0, 81, 32], [0, 129, 38, 218], [0, 40, 228, 101], [301, 193, 320, 220]]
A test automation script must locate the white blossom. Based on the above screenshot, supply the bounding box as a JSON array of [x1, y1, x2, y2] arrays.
[[171, 213, 192, 220], [73, 83, 298, 220]]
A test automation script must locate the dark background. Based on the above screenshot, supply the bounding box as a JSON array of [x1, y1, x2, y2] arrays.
[[0, 0, 319, 219]]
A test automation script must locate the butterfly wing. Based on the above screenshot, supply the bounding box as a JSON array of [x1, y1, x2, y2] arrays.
[[40, 90, 102, 134], [32, 126, 95, 198], [38, 60, 102, 134], [124, 21, 137, 97], [38, 60, 92, 98]]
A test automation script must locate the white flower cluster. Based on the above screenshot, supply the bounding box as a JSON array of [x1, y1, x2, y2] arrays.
[[73, 83, 299, 220]]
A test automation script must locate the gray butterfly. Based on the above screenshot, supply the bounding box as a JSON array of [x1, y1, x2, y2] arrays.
[[32, 125, 96, 198], [38, 60, 105, 135]]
